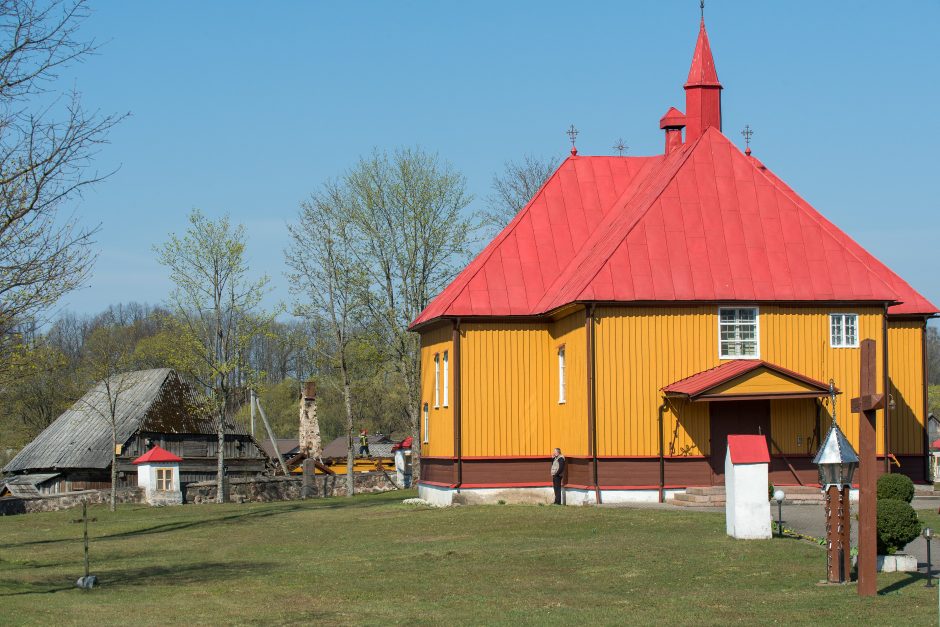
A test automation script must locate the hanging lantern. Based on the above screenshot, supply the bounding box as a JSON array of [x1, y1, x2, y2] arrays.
[[813, 380, 859, 489]]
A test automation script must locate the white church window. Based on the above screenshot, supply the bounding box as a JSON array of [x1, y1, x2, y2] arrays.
[[558, 345, 566, 404], [434, 353, 440, 408], [443, 351, 449, 407], [423, 403, 429, 444], [830, 313, 859, 348], [719, 308, 759, 359]]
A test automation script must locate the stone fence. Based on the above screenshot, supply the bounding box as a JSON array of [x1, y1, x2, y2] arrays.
[[185, 471, 400, 504], [0, 487, 144, 516]]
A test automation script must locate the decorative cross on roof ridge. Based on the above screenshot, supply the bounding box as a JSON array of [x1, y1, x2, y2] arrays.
[[741, 124, 753, 155], [612, 138, 628, 156], [700, 0, 705, 20], [566, 124, 579, 156]]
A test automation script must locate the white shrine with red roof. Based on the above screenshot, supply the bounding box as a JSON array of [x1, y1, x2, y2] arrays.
[[410, 15, 936, 505], [133, 445, 183, 506]]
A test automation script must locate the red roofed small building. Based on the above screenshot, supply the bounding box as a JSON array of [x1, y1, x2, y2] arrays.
[[411, 14, 936, 505], [133, 445, 183, 506]]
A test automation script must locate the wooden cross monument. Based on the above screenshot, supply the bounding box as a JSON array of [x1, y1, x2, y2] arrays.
[[851, 338, 884, 597]]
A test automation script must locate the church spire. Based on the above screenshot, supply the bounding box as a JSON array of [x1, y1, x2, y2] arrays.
[[684, 17, 722, 141]]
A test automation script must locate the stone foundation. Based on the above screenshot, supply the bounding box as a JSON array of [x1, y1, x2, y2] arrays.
[[185, 472, 399, 504], [0, 487, 144, 515]]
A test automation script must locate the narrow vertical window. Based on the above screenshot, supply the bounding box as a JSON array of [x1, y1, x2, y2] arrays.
[[830, 313, 859, 348], [558, 345, 566, 404], [442, 350, 449, 407], [433, 353, 440, 408], [423, 403, 429, 444]]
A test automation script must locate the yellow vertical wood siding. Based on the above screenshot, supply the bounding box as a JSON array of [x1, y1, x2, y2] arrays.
[[594, 306, 884, 456], [419, 324, 453, 457], [458, 312, 587, 457], [888, 320, 925, 455], [421, 304, 894, 459]]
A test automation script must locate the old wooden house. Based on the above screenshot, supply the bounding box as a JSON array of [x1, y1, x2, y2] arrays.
[[2, 368, 268, 494], [411, 16, 936, 505]]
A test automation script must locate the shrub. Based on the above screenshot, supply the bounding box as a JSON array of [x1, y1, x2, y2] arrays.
[[877, 473, 915, 503], [876, 498, 921, 554]]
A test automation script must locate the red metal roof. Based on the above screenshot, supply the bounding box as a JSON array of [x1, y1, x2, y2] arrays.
[[727, 434, 770, 465], [132, 445, 182, 465], [409, 20, 937, 330], [685, 19, 721, 88], [661, 359, 833, 399]]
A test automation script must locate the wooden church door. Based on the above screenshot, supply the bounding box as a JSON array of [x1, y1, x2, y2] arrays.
[[708, 400, 771, 484]]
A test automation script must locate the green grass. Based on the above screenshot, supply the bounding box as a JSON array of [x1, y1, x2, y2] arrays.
[[0, 491, 936, 626]]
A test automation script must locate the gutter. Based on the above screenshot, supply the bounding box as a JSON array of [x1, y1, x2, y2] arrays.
[[453, 318, 463, 491], [658, 399, 668, 503], [586, 305, 601, 504]]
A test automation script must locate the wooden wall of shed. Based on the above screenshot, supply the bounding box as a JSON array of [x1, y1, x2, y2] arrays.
[[887, 320, 926, 455]]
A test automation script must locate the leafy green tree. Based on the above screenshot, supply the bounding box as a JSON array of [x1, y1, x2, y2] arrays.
[[287, 181, 367, 495], [155, 210, 273, 502], [344, 147, 478, 479]]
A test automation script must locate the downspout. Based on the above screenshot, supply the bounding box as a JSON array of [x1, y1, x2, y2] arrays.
[[658, 399, 668, 503], [883, 305, 891, 473], [586, 305, 601, 504], [453, 318, 462, 491], [923, 317, 930, 483]]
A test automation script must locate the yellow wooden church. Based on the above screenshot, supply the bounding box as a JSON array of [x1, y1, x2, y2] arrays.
[[409, 16, 936, 505]]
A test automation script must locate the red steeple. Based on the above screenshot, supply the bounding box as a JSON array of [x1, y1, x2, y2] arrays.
[[684, 19, 722, 141]]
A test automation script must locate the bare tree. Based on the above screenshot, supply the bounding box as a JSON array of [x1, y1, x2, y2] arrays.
[[286, 180, 366, 497], [483, 154, 557, 232], [79, 325, 134, 512], [0, 1, 124, 364], [344, 147, 477, 480], [155, 209, 272, 503]]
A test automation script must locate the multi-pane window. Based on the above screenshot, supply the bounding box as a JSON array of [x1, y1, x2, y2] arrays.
[[155, 468, 172, 492], [443, 351, 449, 407], [558, 345, 566, 404], [719, 308, 759, 359], [433, 353, 440, 408], [423, 403, 429, 443], [830, 314, 859, 348]]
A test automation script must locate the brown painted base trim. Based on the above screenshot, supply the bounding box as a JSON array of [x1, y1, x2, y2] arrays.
[[420, 454, 930, 487]]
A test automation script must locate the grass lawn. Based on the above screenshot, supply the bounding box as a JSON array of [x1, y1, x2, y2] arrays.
[[0, 491, 937, 626]]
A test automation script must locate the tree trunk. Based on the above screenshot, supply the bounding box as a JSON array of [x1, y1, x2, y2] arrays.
[[403, 353, 421, 483], [216, 402, 226, 504], [110, 421, 117, 512], [342, 356, 354, 497]]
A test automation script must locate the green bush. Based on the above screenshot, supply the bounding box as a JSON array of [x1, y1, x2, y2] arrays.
[[876, 498, 921, 554], [877, 473, 915, 503]]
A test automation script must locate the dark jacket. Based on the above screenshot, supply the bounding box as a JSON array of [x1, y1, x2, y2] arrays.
[[551, 454, 566, 477]]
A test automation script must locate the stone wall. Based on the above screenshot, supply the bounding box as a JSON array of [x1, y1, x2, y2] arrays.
[[0, 487, 144, 516], [185, 471, 399, 504]]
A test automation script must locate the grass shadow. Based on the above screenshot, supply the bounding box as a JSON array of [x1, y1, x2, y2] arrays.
[[0, 560, 279, 597], [878, 572, 930, 595]]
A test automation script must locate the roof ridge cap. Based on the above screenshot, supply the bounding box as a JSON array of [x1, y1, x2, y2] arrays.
[[410, 156, 575, 327], [535, 135, 706, 312]]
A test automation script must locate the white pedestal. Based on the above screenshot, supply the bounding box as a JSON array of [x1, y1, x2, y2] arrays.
[[725, 442, 771, 539]]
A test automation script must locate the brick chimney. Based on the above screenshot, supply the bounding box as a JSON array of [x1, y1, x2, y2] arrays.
[[659, 107, 686, 154]]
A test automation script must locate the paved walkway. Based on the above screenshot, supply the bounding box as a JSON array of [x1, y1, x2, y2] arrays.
[[778, 497, 939, 574]]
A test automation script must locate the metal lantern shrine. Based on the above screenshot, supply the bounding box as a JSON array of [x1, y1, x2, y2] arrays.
[[813, 379, 858, 584], [812, 420, 859, 489]]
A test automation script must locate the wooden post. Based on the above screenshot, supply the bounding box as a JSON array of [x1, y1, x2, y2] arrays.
[[852, 339, 884, 597], [82, 498, 89, 580], [825, 485, 852, 583], [302, 458, 315, 499]]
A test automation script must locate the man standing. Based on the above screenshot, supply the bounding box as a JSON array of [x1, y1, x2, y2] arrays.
[[358, 429, 371, 457], [550, 448, 566, 505]]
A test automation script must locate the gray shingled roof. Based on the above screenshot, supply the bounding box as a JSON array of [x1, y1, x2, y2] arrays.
[[321, 434, 395, 459], [3, 369, 240, 473]]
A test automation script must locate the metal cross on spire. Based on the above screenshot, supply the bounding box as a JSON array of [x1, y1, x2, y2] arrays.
[[700, 0, 705, 20], [612, 138, 628, 156], [567, 124, 579, 155], [741, 124, 754, 155]]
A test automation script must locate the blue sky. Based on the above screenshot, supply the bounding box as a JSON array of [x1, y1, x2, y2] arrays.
[[58, 1, 939, 317]]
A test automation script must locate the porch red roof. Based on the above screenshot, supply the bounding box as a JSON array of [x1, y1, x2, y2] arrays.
[[132, 445, 182, 465], [662, 359, 833, 399], [727, 434, 770, 464]]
